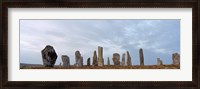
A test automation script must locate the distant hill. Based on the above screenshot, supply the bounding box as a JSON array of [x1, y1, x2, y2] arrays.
[[20, 63, 44, 69], [20, 63, 61, 69], [20, 63, 43, 66], [20, 63, 180, 69]]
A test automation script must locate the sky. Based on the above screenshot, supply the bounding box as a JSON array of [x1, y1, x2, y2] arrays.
[[20, 19, 180, 65]]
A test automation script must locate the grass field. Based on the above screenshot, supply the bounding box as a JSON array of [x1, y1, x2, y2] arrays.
[[20, 64, 180, 69]]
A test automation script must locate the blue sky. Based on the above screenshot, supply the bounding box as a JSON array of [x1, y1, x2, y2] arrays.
[[20, 20, 180, 65]]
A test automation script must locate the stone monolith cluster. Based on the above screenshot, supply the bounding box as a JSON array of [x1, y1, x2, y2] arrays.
[[74, 50, 83, 67], [126, 51, 132, 66], [112, 53, 120, 65], [92, 51, 98, 66], [87, 58, 90, 66], [172, 53, 180, 65], [157, 58, 163, 65], [139, 48, 144, 66], [107, 57, 110, 65], [62, 55, 70, 67], [41, 45, 58, 67], [122, 53, 125, 66], [98, 46, 104, 66]]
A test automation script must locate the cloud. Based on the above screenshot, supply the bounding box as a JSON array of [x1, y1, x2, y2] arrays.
[[154, 48, 171, 54], [20, 20, 180, 65]]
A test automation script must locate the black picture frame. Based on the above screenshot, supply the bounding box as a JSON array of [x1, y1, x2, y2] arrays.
[[1, 0, 199, 89]]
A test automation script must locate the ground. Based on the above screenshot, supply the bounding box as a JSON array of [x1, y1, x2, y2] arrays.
[[20, 64, 180, 69]]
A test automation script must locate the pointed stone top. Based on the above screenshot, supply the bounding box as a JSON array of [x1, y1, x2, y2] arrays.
[[45, 45, 53, 47], [42, 45, 55, 51], [114, 52, 118, 54], [173, 53, 179, 55], [127, 51, 130, 55], [75, 50, 81, 55], [75, 50, 80, 52], [127, 51, 130, 53], [157, 58, 161, 60]]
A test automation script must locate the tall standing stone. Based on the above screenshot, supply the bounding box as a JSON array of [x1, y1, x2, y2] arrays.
[[172, 53, 180, 65], [62, 55, 70, 67], [74, 50, 83, 67], [98, 46, 104, 66], [41, 45, 57, 67], [107, 57, 110, 65], [112, 53, 120, 66], [92, 50, 98, 66], [127, 51, 132, 66], [87, 58, 90, 66], [139, 48, 144, 66], [122, 53, 125, 66], [157, 58, 163, 65]]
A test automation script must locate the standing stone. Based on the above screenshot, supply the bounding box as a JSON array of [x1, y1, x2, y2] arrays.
[[98, 46, 104, 66], [92, 50, 98, 66], [74, 51, 83, 67], [112, 53, 120, 66], [139, 48, 144, 66], [127, 51, 132, 66], [59, 62, 62, 66], [122, 53, 125, 66], [62, 55, 70, 67], [41, 45, 57, 67], [157, 58, 163, 65], [107, 57, 110, 65], [59, 62, 62, 68], [172, 53, 180, 65], [87, 58, 90, 66]]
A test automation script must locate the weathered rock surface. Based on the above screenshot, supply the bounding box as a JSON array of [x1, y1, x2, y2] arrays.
[[87, 58, 90, 66], [172, 53, 180, 65], [92, 50, 98, 66], [126, 51, 132, 66], [112, 53, 120, 66], [122, 53, 125, 66], [107, 57, 110, 65], [59, 62, 62, 68], [139, 48, 144, 66], [157, 58, 163, 65], [74, 51, 83, 67], [62, 55, 70, 67], [98, 46, 104, 66], [41, 45, 57, 67]]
